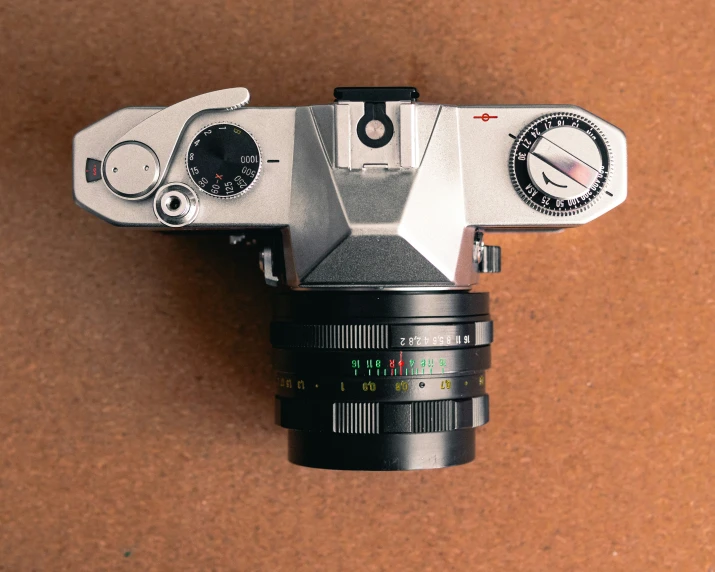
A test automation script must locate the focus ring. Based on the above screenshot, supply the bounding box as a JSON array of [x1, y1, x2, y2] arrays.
[[276, 395, 489, 434], [413, 401, 455, 433], [333, 403, 380, 434]]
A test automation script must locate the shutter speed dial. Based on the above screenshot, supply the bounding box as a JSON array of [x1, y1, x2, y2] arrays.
[[510, 113, 612, 215], [186, 123, 261, 198]]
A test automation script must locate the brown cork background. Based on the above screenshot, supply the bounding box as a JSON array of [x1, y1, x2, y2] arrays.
[[0, 0, 713, 570]]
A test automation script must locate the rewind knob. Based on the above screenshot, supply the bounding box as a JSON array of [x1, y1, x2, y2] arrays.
[[509, 113, 612, 215]]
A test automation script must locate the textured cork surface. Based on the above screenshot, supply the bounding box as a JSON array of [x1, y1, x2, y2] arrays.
[[0, 0, 713, 570]]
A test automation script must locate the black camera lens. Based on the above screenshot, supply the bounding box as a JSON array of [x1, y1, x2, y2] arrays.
[[271, 291, 492, 471]]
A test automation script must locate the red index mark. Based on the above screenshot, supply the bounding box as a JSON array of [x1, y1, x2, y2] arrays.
[[215, 173, 223, 180], [474, 113, 498, 122], [398, 351, 404, 376]]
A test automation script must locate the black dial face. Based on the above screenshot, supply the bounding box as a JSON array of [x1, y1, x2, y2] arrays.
[[186, 123, 261, 198], [509, 113, 611, 216]]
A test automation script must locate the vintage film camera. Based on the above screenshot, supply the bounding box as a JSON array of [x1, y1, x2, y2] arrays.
[[73, 87, 626, 470]]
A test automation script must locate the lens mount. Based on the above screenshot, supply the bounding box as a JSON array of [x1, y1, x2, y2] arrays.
[[271, 290, 492, 471]]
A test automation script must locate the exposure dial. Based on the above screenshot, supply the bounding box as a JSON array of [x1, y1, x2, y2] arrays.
[[510, 113, 612, 215]]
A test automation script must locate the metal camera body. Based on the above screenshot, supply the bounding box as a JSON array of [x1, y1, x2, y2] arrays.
[[73, 87, 627, 471]]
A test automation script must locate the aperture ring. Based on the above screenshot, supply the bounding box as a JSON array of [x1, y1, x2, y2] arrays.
[[276, 395, 489, 434], [271, 321, 493, 350]]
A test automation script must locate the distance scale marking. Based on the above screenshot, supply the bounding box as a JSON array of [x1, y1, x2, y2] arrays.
[[509, 112, 613, 216], [276, 372, 487, 402], [185, 123, 261, 198]]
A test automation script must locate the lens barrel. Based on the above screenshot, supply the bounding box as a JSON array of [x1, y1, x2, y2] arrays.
[[271, 291, 492, 471]]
